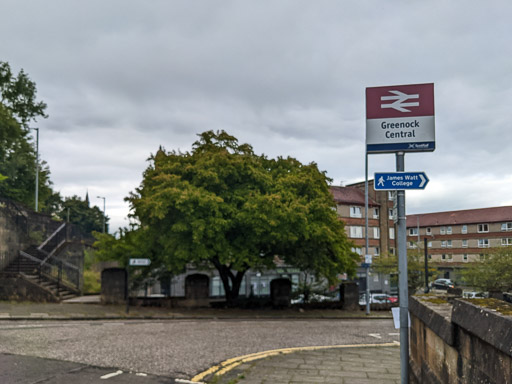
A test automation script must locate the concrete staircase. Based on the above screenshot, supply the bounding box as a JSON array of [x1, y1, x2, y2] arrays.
[[3, 225, 82, 302]]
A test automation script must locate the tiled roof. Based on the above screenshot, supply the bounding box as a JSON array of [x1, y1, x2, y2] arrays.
[[329, 186, 379, 207], [406, 206, 512, 227]]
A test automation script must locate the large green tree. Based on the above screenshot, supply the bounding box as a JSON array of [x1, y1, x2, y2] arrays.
[[0, 61, 58, 212], [372, 244, 436, 293], [57, 195, 109, 235], [96, 131, 358, 303], [462, 248, 512, 292], [0, 61, 47, 127]]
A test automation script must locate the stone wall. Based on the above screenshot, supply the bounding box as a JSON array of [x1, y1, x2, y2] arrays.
[[0, 198, 62, 270], [0, 273, 59, 302], [409, 295, 512, 384]]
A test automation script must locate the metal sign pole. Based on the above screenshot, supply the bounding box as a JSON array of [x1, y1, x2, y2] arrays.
[[365, 151, 371, 315], [126, 266, 130, 314], [396, 152, 409, 383]]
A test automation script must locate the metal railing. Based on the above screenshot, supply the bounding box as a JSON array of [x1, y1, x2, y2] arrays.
[[19, 250, 80, 294], [38, 222, 67, 257]]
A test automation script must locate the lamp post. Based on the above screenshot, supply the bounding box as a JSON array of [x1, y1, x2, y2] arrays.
[[30, 128, 39, 212], [97, 196, 106, 233]]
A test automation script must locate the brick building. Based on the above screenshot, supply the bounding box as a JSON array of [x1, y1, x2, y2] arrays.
[[330, 180, 396, 258], [406, 206, 512, 280], [330, 180, 397, 293]]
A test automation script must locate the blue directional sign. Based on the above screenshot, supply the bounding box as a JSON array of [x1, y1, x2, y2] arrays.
[[374, 172, 429, 190]]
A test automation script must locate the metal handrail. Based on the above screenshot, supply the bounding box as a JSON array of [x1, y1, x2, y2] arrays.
[[37, 222, 66, 252], [19, 250, 80, 293], [19, 250, 43, 264]]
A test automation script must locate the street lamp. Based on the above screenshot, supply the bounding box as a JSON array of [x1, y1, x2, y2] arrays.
[[30, 128, 39, 212], [97, 196, 106, 233]]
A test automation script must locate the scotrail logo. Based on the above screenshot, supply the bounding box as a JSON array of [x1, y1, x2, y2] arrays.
[[380, 90, 419, 113]]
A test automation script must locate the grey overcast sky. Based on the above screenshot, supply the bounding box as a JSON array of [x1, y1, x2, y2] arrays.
[[2, 1, 512, 231]]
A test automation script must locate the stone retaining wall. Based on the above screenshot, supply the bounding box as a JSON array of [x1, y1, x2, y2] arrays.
[[409, 295, 512, 383]]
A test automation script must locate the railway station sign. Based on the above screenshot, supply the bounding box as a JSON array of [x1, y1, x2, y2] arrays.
[[366, 83, 435, 153]]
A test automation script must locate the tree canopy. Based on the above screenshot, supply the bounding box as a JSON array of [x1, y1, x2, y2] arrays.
[[0, 62, 59, 212], [372, 244, 436, 293], [96, 130, 358, 303], [0, 61, 47, 127], [57, 195, 109, 235], [462, 248, 512, 292]]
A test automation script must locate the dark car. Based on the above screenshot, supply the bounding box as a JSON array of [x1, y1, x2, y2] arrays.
[[431, 278, 455, 290]]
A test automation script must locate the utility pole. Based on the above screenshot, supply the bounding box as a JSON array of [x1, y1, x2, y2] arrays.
[[424, 237, 429, 293], [97, 196, 106, 233], [30, 128, 39, 212]]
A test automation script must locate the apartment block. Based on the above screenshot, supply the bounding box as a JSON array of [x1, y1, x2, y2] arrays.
[[331, 180, 396, 259], [406, 206, 512, 279]]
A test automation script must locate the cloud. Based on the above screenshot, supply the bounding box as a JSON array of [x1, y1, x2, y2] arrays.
[[2, 1, 512, 231]]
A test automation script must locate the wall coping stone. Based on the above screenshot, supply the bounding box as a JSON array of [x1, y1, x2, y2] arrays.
[[409, 295, 455, 345], [452, 298, 512, 358]]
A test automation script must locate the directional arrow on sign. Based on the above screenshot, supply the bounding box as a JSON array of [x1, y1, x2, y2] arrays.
[[374, 172, 429, 190]]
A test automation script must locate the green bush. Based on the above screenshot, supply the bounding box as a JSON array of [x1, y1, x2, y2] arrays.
[[83, 269, 101, 294]]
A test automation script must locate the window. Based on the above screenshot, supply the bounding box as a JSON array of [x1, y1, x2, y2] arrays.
[[463, 254, 468, 262], [428, 254, 432, 260], [478, 224, 489, 233], [389, 209, 395, 220], [426, 227, 432, 235], [502, 222, 512, 231], [373, 208, 379, 219], [502, 238, 512, 246], [389, 228, 395, 240], [428, 241, 433, 247], [478, 239, 490, 248], [447, 240, 452, 248], [349, 226, 363, 238], [374, 247, 380, 255], [373, 227, 380, 239], [441, 241, 447, 248], [389, 247, 395, 255], [409, 228, 418, 236], [446, 226, 452, 234], [462, 239, 468, 248], [388, 191, 395, 201], [350, 206, 362, 218], [408, 242, 417, 249], [462, 225, 468, 234], [352, 247, 362, 255], [440, 227, 446, 235], [442, 254, 453, 261]]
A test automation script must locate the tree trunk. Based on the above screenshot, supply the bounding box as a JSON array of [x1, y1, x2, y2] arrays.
[[212, 258, 247, 307]]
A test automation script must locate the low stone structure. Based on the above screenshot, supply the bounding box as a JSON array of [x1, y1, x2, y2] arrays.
[[270, 278, 291, 307], [101, 268, 127, 304], [409, 295, 512, 383]]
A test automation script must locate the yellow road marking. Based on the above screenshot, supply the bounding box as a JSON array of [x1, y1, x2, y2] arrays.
[[191, 342, 399, 382]]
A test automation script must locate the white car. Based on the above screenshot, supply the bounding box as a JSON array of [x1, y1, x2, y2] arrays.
[[359, 293, 393, 305], [462, 291, 487, 299]]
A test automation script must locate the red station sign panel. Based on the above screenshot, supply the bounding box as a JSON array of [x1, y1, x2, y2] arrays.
[[366, 83, 435, 153]]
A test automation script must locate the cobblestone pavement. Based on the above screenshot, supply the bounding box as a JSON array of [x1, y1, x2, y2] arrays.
[[206, 345, 400, 384]]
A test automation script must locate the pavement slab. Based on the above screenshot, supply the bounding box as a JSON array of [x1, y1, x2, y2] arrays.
[[201, 346, 400, 384]]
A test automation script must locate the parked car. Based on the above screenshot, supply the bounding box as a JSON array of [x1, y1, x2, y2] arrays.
[[291, 293, 334, 304], [359, 293, 396, 305], [431, 278, 455, 290], [462, 291, 488, 299]]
